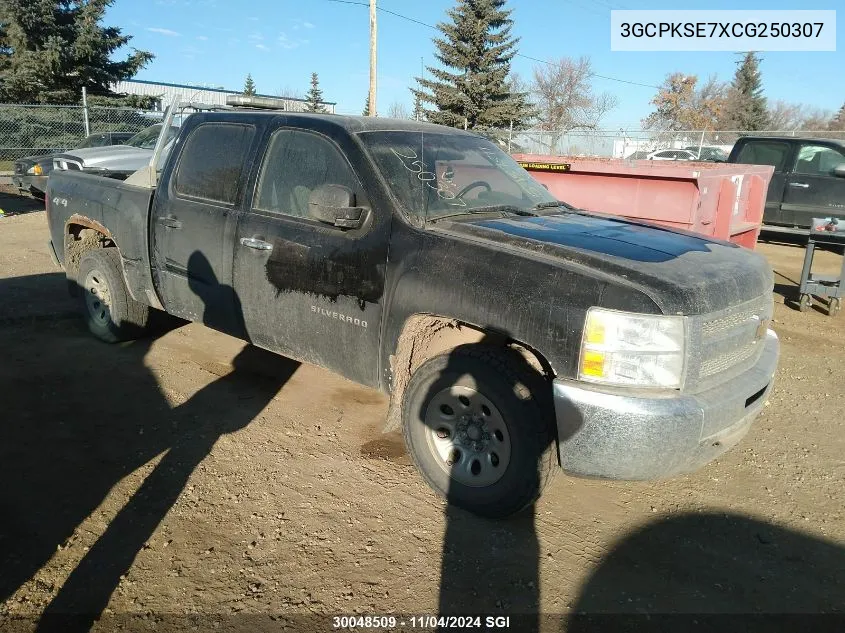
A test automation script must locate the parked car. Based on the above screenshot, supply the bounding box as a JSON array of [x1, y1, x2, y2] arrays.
[[51, 124, 179, 179], [45, 109, 779, 518], [647, 149, 697, 161], [12, 132, 136, 198], [684, 146, 729, 162], [624, 150, 651, 160], [728, 136, 845, 231]]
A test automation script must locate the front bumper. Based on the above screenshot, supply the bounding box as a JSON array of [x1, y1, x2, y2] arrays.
[[552, 329, 779, 480]]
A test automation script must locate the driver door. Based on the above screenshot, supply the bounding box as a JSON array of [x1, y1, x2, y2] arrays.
[[232, 128, 390, 387], [781, 142, 845, 228]]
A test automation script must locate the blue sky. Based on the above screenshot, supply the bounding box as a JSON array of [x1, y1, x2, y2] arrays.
[[106, 0, 843, 127]]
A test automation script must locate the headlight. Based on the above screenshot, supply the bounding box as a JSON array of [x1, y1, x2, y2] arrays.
[[27, 164, 43, 175], [579, 308, 686, 389]]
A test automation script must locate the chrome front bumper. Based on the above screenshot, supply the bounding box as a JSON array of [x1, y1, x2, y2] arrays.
[[552, 330, 779, 480]]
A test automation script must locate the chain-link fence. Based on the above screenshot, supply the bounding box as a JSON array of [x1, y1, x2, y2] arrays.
[[501, 128, 845, 158], [0, 104, 162, 163], [4, 101, 845, 165]]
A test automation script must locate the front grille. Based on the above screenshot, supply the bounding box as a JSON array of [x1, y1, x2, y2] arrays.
[[699, 341, 759, 378], [685, 293, 773, 392]]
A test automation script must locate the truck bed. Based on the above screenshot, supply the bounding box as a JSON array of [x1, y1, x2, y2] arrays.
[[46, 170, 159, 307]]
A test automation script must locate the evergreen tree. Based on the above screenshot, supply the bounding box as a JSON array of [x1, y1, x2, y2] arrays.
[[722, 52, 769, 131], [243, 73, 256, 96], [411, 0, 533, 132], [0, 0, 153, 104], [362, 94, 371, 116], [830, 103, 845, 131], [412, 91, 424, 121], [305, 72, 326, 113]]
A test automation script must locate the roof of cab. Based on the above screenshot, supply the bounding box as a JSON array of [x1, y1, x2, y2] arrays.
[[737, 135, 845, 148], [198, 109, 477, 136]]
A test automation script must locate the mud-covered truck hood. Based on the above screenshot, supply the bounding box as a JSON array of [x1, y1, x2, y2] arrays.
[[435, 211, 773, 315]]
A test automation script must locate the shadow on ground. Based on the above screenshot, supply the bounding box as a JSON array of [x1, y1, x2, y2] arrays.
[[413, 342, 844, 632], [567, 512, 845, 632], [0, 190, 44, 217], [0, 254, 299, 633]]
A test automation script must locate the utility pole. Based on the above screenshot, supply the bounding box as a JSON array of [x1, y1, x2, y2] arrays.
[[81, 86, 91, 136], [368, 0, 377, 117]]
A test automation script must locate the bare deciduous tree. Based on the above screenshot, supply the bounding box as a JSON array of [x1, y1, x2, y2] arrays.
[[765, 101, 842, 131], [386, 101, 410, 119], [277, 85, 304, 100], [766, 100, 804, 131], [798, 107, 835, 131], [531, 56, 618, 151]]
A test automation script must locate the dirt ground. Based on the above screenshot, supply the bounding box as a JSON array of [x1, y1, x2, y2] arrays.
[[1, 187, 844, 632]]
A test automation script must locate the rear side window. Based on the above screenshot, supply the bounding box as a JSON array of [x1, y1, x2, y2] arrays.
[[174, 123, 255, 205], [735, 141, 791, 171]]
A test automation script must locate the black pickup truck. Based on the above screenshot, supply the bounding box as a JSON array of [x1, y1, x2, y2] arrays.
[[728, 136, 845, 231], [45, 109, 780, 517]]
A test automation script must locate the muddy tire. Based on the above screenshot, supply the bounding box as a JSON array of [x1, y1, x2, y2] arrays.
[[78, 248, 150, 343], [401, 345, 556, 519]]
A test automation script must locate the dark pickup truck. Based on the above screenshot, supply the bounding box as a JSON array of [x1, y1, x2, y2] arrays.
[[728, 136, 845, 231], [45, 107, 780, 518]]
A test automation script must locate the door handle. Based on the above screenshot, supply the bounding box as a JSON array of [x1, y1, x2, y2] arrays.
[[157, 216, 182, 229], [788, 182, 810, 189], [240, 237, 273, 251]]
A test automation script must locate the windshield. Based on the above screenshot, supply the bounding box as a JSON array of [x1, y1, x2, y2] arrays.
[[687, 147, 729, 161], [125, 124, 178, 150], [358, 130, 559, 222], [78, 134, 111, 149]]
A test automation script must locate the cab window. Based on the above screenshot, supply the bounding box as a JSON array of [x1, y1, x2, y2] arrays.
[[734, 141, 791, 172], [793, 144, 845, 176], [253, 129, 358, 219], [173, 123, 255, 205]]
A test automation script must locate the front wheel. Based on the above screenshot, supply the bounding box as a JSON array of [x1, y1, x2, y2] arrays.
[[401, 346, 556, 518], [78, 248, 151, 343]]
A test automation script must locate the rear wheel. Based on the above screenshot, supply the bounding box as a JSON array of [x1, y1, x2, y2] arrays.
[[402, 345, 556, 518], [78, 248, 150, 343], [829, 297, 841, 317], [798, 294, 812, 312]]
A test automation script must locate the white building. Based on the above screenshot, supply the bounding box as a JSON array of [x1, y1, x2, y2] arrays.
[[111, 79, 335, 113]]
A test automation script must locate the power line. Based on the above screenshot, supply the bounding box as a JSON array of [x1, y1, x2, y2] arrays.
[[325, 0, 661, 89], [562, 0, 607, 19]]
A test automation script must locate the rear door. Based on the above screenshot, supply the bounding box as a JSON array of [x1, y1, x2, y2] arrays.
[[232, 127, 390, 387], [781, 142, 845, 228], [150, 119, 257, 334], [732, 139, 794, 226]]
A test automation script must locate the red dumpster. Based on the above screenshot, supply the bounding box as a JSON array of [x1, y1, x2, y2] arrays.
[[512, 154, 774, 250]]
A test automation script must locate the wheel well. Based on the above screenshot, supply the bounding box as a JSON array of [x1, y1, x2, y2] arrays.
[[382, 314, 553, 432], [65, 221, 116, 292]]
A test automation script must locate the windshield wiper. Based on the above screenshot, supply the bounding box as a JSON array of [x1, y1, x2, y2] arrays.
[[428, 205, 539, 223], [535, 200, 574, 210], [468, 204, 539, 217]]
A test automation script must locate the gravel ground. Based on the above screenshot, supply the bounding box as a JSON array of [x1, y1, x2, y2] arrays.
[[1, 189, 843, 632]]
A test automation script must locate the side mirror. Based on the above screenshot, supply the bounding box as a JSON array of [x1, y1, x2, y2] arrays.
[[308, 184, 367, 229], [833, 164, 845, 178]]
